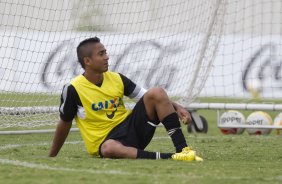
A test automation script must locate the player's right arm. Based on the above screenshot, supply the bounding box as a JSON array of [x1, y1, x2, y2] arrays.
[[49, 84, 79, 157], [49, 119, 72, 157]]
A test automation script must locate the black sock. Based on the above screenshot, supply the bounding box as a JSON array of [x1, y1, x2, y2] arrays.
[[162, 113, 187, 152], [137, 150, 173, 159]]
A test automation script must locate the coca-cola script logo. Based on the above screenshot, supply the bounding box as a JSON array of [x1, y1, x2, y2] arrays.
[[242, 43, 282, 93], [41, 40, 180, 90]]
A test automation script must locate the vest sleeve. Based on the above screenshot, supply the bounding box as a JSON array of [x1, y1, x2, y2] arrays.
[[119, 73, 147, 100], [119, 73, 136, 96], [59, 84, 81, 122]]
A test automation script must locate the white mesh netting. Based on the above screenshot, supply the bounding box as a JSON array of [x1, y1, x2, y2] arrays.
[[3, 0, 281, 130]]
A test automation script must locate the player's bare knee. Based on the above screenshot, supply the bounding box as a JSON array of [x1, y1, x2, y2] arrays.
[[147, 87, 168, 102], [101, 139, 119, 158]]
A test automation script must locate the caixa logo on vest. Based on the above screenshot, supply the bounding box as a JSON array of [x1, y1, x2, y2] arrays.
[[41, 40, 180, 91], [242, 43, 282, 97]]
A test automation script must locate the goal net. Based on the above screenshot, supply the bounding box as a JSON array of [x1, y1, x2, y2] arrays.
[[0, 0, 281, 133], [197, 0, 282, 110]]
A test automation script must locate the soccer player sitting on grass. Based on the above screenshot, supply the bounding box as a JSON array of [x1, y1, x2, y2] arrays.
[[49, 37, 203, 161]]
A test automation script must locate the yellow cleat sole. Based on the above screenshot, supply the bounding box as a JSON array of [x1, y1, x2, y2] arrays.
[[195, 156, 204, 162]]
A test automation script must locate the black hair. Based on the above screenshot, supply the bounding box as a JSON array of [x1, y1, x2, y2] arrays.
[[76, 37, 100, 68]]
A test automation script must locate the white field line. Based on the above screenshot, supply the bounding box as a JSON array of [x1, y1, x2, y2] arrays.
[[0, 158, 132, 176], [0, 139, 282, 180], [0, 140, 135, 176], [0, 158, 282, 181]]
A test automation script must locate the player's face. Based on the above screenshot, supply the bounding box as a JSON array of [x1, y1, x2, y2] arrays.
[[87, 43, 109, 73]]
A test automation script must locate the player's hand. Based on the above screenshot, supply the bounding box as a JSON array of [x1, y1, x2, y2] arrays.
[[175, 105, 192, 125]]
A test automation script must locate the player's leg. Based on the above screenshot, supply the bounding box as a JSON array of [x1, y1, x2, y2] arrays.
[[100, 139, 172, 159], [100, 139, 136, 159], [143, 87, 187, 152], [99, 98, 174, 160], [100, 89, 196, 160]]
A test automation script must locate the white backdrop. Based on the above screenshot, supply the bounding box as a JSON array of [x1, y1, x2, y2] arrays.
[[1, 31, 282, 99]]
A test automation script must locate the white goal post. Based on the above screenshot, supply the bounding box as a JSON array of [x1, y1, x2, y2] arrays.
[[1, 0, 282, 134]]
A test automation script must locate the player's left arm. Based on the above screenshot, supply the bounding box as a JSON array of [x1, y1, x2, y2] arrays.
[[119, 73, 146, 100], [171, 102, 192, 124], [119, 73, 191, 124]]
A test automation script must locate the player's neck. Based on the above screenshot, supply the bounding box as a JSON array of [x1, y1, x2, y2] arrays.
[[83, 70, 104, 85]]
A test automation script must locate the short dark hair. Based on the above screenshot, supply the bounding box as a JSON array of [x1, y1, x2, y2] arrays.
[[76, 37, 100, 68]]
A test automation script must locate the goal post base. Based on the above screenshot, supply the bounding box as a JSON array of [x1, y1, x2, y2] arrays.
[[0, 128, 79, 135], [1, 102, 282, 134], [186, 103, 282, 111]]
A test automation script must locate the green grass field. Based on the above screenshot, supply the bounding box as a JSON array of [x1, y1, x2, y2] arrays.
[[1, 107, 282, 184]]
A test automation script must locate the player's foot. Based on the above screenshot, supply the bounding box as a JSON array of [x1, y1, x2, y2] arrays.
[[171, 147, 203, 162]]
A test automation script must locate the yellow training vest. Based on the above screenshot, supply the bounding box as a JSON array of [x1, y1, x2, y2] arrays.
[[71, 71, 131, 156]]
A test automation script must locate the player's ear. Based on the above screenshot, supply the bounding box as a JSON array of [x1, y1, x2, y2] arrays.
[[83, 57, 91, 67]]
